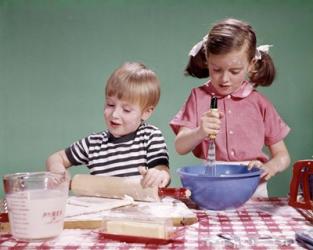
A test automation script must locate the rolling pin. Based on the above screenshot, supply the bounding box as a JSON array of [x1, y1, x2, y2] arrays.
[[70, 174, 190, 202]]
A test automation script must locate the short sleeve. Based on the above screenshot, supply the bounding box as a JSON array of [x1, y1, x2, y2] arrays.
[[170, 89, 199, 134], [65, 137, 90, 165], [263, 100, 290, 146], [146, 128, 169, 168]]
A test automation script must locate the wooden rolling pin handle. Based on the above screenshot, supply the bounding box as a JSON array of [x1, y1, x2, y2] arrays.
[[0, 213, 8, 223], [158, 187, 191, 199]]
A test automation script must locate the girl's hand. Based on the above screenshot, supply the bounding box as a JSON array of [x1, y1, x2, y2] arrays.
[[247, 160, 276, 181], [199, 110, 222, 138], [247, 141, 291, 181], [138, 166, 170, 188]]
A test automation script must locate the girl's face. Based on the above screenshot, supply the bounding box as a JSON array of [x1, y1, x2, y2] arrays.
[[104, 95, 152, 137], [208, 47, 253, 96]]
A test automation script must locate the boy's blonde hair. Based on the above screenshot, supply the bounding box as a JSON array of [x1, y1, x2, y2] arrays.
[[105, 62, 160, 110]]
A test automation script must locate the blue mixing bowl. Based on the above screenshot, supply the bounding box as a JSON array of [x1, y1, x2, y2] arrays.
[[177, 164, 262, 210]]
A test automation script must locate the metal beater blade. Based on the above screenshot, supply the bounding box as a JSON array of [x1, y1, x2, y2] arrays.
[[205, 139, 216, 175]]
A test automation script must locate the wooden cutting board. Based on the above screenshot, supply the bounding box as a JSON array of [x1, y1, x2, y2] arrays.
[[64, 196, 197, 229], [0, 196, 198, 233], [64, 196, 133, 229]]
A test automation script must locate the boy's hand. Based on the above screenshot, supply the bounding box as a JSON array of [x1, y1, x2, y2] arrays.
[[138, 166, 170, 188]]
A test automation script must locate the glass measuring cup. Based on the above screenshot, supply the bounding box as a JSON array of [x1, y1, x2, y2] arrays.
[[3, 171, 69, 241]]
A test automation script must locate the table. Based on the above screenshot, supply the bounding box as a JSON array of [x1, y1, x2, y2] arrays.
[[0, 197, 312, 249]]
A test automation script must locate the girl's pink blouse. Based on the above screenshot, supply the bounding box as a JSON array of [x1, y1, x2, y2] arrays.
[[170, 81, 290, 162]]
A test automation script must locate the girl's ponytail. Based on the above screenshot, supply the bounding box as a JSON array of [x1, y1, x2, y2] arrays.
[[184, 41, 209, 78], [250, 51, 276, 87]]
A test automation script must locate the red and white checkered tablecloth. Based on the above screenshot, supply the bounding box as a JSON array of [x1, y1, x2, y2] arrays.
[[0, 197, 311, 249]]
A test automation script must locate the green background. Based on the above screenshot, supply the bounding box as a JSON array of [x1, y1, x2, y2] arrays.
[[1, 0, 313, 197]]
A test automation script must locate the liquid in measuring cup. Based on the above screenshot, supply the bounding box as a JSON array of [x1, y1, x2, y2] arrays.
[[6, 189, 67, 241]]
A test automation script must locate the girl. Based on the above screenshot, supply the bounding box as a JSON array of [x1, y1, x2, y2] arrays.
[[170, 18, 290, 197]]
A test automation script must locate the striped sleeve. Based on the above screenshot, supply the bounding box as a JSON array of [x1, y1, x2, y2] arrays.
[[65, 134, 94, 165], [145, 126, 169, 168]]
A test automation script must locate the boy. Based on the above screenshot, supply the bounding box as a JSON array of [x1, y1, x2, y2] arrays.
[[46, 62, 170, 188]]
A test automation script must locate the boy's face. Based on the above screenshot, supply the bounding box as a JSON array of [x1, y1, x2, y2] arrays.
[[207, 47, 253, 96], [104, 95, 152, 137]]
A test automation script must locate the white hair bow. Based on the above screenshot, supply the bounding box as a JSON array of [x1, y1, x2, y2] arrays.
[[255, 44, 273, 60], [188, 35, 208, 57]]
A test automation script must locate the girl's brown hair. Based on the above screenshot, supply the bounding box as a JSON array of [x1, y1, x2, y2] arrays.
[[105, 62, 160, 110], [185, 18, 275, 87]]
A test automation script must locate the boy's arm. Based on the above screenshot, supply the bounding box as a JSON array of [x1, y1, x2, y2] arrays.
[[138, 165, 170, 188], [46, 150, 72, 173], [155, 165, 171, 187]]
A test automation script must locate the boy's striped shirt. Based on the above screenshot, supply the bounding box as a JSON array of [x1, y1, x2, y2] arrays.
[[65, 123, 169, 176]]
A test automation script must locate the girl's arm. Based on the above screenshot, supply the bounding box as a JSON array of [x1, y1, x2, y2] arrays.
[[175, 110, 222, 155], [175, 126, 207, 155], [46, 150, 72, 173], [249, 140, 290, 180]]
